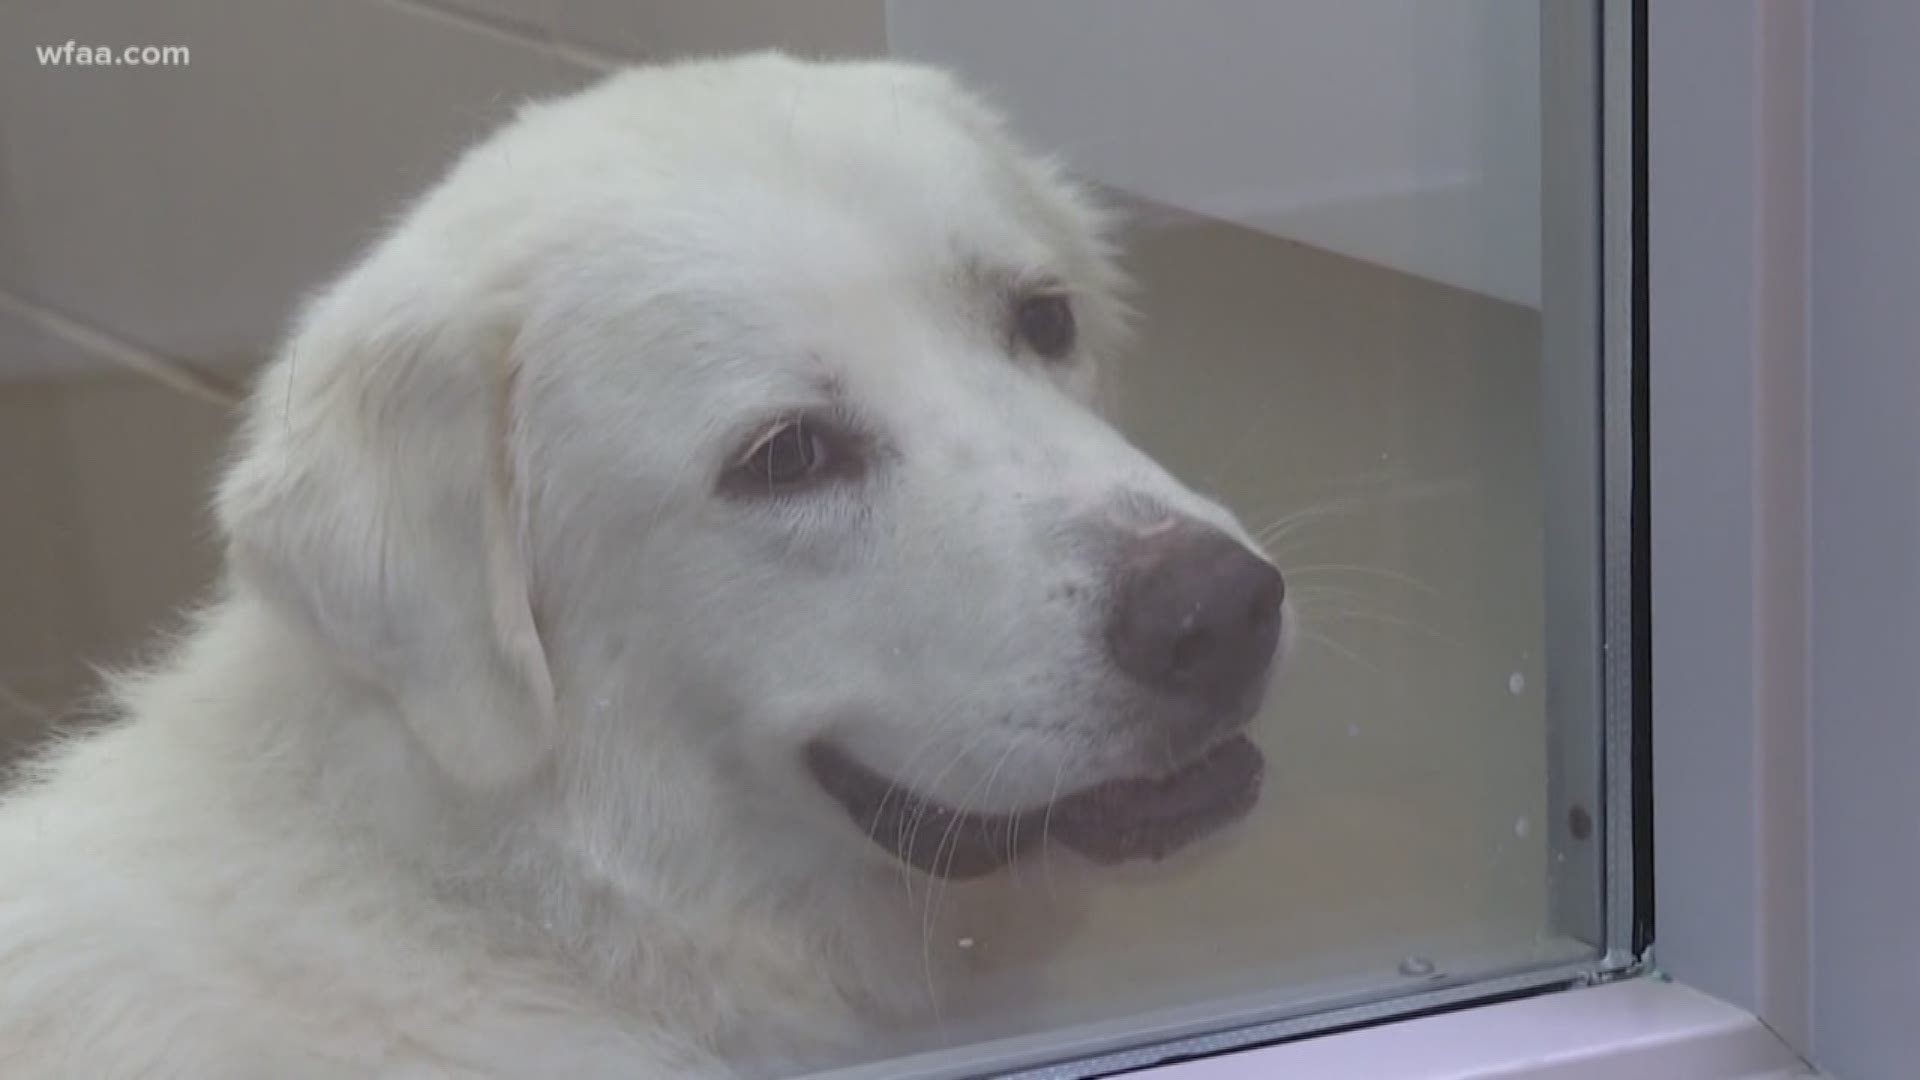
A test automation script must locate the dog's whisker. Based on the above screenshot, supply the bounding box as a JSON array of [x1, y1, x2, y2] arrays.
[[1002, 743, 1036, 889], [898, 723, 988, 856], [1039, 757, 1068, 903], [894, 707, 977, 800], [1252, 498, 1369, 548], [869, 715, 970, 900], [1295, 628, 1386, 677], [974, 735, 1025, 889], [1249, 474, 1477, 557], [917, 732, 1013, 1023], [926, 736, 1005, 905], [1306, 607, 1464, 647], [1290, 582, 1432, 618], [1290, 588, 1394, 616], [863, 779, 913, 902], [897, 721, 999, 909], [913, 752, 973, 1023], [1285, 563, 1443, 598]]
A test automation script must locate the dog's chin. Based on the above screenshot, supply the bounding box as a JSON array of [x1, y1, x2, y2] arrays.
[[803, 733, 1266, 881]]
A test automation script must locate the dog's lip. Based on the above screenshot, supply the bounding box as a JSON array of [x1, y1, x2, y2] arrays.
[[804, 734, 1266, 880]]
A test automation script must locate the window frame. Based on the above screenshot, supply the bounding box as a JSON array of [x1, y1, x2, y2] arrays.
[[1127, 1, 1826, 1074]]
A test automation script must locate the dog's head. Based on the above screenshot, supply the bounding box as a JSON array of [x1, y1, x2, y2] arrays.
[[219, 55, 1291, 882]]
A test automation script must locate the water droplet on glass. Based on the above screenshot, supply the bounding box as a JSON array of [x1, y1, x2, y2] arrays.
[[1397, 955, 1436, 977], [1568, 804, 1594, 841]]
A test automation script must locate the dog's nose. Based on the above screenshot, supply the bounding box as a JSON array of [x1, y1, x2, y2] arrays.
[[1105, 524, 1285, 708]]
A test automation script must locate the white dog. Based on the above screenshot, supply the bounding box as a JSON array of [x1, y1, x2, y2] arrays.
[[0, 54, 1289, 1078]]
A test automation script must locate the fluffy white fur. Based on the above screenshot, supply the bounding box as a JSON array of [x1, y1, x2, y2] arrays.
[[0, 54, 1281, 1078]]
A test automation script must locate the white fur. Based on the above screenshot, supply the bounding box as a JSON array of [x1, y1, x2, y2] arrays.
[[0, 54, 1281, 1078]]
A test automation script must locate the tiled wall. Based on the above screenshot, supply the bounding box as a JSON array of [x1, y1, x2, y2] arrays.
[[0, 1, 885, 376], [0, 1, 884, 755]]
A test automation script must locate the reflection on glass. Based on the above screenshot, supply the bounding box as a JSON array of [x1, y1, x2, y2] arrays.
[[0, 2, 1604, 1077]]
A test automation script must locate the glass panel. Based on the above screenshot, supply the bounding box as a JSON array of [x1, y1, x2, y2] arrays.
[[0, 2, 1624, 1076]]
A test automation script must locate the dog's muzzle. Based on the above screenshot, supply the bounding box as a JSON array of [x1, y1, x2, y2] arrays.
[[807, 519, 1285, 879]]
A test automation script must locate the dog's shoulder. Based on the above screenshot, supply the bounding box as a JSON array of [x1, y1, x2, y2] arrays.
[[0, 724, 279, 1075], [0, 696, 730, 1078]]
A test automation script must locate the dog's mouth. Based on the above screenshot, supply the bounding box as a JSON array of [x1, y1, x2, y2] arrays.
[[804, 734, 1265, 880]]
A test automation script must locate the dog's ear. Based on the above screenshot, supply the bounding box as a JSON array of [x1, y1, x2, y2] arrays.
[[217, 280, 555, 789]]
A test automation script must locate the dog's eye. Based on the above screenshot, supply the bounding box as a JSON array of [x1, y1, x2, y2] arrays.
[[723, 417, 861, 497], [754, 421, 827, 484], [1014, 294, 1076, 360]]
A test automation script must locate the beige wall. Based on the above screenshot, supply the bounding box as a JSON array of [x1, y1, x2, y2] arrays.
[[0, 334, 229, 755]]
